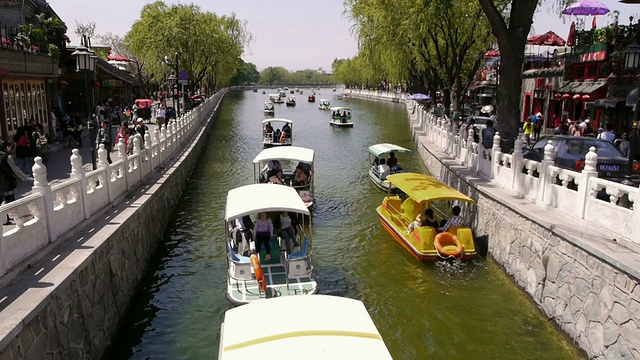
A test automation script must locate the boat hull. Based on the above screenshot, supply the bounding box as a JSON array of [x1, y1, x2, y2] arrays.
[[263, 142, 292, 148], [368, 169, 395, 192], [376, 204, 476, 262], [329, 120, 353, 127]]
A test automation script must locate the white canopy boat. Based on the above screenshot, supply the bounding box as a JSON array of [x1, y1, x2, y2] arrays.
[[329, 106, 353, 127], [263, 102, 275, 116], [318, 99, 330, 110], [262, 118, 293, 148], [218, 295, 393, 359], [270, 93, 284, 104], [368, 143, 412, 191], [253, 146, 315, 208], [285, 96, 296, 107], [225, 184, 317, 306]]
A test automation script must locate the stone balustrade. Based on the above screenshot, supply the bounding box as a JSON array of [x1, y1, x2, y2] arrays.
[[0, 90, 225, 284]]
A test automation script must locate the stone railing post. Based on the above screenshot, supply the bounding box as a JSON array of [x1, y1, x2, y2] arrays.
[[452, 122, 459, 158], [31, 157, 55, 241], [166, 123, 173, 155], [491, 132, 501, 179], [97, 144, 112, 203], [69, 149, 89, 219], [576, 146, 598, 219], [511, 139, 523, 195], [538, 140, 556, 204], [132, 135, 142, 180], [466, 127, 475, 166]]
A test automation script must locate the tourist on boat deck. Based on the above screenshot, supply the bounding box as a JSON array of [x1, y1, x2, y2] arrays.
[[373, 157, 379, 166], [264, 159, 282, 178], [377, 158, 391, 176], [408, 208, 439, 233], [274, 211, 298, 253], [386, 152, 398, 168], [282, 123, 291, 137], [437, 206, 465, 233], [342, 111, 347, 118], [293, 166, 308, 187], [269, 170, 285, 185], [253, 212, 274, 261], [264, 122, 273, 135]]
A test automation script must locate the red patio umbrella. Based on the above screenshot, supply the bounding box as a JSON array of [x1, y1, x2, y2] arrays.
[[107, 54, 132, 62], [527, 31, 566, 46], [485, 50, 500, 57]]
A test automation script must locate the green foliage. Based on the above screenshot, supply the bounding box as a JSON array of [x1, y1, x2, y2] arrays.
[[124, 1, 251, 90], [259, 67, 288, 85], [19, 13, 67, 54], [257, 67, 333, 85], [230, 60, 260, 85]]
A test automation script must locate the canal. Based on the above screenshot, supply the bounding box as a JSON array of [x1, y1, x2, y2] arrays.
[[109, 89, 583, 359]]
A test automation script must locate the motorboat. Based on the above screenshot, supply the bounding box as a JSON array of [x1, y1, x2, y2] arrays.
[[337, 93, 344, 100], [262, 90, 266, 94], [329, 106, 353, 127], [224, 184, 317, 305], [269, 93, 284, 104], [253, 146, 315, 208], [318, 99, 331, 110], [218, 295, 393, 359], [262, 118, 293, 147], [368, 143, 412, 191], [299, 90, 304, 95], [307, 94, 315, 102], [285, 96, 296, 107], [252, 88, 258, 92], [376, 173, 477, 261], [279, 90, 287, 99], [290, 89, 295, 94], [332, 87, 336, 92], [263, 102, 275, 116]]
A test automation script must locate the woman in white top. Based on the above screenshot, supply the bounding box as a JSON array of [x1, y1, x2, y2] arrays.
[[156, 105, 166, 129], [253, 212, 274, 261]]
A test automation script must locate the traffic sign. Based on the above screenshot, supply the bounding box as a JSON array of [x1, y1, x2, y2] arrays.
[[178, 79, 188, 85], [178, 70, 190, 81]]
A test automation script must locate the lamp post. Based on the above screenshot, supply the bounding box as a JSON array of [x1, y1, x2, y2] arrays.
[[71, 35, 98, 169], [163, 52, 180, 117], [624, 42, 640, 181]]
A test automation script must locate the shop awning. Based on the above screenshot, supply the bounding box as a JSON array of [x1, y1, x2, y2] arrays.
[[594, 97, 626, 108], [555, 81, 606, 95]]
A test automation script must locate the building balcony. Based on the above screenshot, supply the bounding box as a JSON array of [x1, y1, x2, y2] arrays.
[[0, 46, 58, 77]]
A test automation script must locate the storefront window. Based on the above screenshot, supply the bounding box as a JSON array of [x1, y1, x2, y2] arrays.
[[1, 80, 48, 139]]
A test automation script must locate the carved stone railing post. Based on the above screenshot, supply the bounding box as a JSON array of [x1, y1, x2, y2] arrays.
[[31, 157, 54, 241], [467, 127, 475, 166], [512, 139, 523, 194], [70, 149, 89, 219], [538, 140, 556, 204], [577, 146, 599, 219], [491, 132, 501, 179], [97, 144, 112, 203]]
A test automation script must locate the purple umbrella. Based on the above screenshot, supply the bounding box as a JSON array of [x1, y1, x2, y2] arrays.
[[562, 0, 610, 15]]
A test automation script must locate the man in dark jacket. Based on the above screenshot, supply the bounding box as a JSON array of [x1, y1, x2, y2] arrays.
[[481, 120, 497, 150]]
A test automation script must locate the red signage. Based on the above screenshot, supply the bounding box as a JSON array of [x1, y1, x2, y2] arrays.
[[579, 51, 606, 63]]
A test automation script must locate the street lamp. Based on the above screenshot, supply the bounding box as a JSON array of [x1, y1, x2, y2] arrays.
[[72, 35, 98, 169], [625, 42, 640, 179], [163, 52, 180, 117]]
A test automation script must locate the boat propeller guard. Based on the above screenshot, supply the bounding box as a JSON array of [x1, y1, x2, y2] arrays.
[[434, 232, 464, 259], [250, 254, 267, 293]]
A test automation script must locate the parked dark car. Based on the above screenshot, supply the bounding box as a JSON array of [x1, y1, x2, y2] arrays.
[[523, 136, 640, 181]]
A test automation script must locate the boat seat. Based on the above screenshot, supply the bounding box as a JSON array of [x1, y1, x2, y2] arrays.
[[447, 226, 474, 252], [288, 237, 309, 260], [415, 226, 436, 252], [286, 237, 312, 282], [401, 198, 422, 222], [228, 242, 251, 264]]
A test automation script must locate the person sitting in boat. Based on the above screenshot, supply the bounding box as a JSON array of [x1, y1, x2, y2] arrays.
[[377, 158, 391, 179], [293, 166, 308, 188], [407, 208, 439, 233], [372, 157, 380, 166], [282, 123, 291, 138], [253, 212, 274, 261], [274, 129, 281, 143], [274, 211, 299, 253], [437, 206, 465, 233], [264, 159, 282, 179], [269, 169, 285, 185], [386, 152, 398, 169]]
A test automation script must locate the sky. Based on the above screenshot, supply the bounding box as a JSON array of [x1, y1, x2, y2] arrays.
[[47, 0, 640, 72]]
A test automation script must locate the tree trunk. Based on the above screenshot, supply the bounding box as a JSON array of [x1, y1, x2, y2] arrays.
[[497, 46, 526, 148]]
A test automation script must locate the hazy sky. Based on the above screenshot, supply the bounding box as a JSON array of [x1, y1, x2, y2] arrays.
[[48, 0, 640, 71]]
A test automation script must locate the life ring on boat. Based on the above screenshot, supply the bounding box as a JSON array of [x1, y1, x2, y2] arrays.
[[434, 232, 464, 259], [250, 254, 267, 292], [279, 131, 286, 143]]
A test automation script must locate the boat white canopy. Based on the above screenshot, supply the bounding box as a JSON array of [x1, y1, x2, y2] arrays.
[[264, 102, 274, 106], [262, 118, 293, 125], [225, 184, 310, 221], [252, 146, 314, 164], [219, 295, 392, 360], [268, 93, 279, 97], [319, 99, 330, 103], [329, 106, 352, 112], [368, 143, 412, 157]]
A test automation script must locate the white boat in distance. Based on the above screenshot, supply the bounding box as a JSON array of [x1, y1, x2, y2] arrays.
[[262, 118, 293, 148], [329, 106, 353, 127]]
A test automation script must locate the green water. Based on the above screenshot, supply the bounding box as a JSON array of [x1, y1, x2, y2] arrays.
[[109, 90, 583, 359]]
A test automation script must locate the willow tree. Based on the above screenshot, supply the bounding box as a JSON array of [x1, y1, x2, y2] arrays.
[[125, 1, 250, 93]]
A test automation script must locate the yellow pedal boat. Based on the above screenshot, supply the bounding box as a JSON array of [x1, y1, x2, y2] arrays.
[[376, 173, 477, 261]]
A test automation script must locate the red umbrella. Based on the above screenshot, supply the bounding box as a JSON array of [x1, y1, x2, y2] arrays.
[[527, 31, 566, 46], [107, 54, 132, 62], [485, 50, 500, 57]]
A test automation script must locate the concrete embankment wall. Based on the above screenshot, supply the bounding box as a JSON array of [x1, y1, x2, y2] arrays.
[[0, 92, 226, 359], [349, 91, 639, 359]]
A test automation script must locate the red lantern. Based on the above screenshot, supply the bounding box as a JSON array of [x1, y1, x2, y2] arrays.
[[572, 94, 581, 101], [91, 81, 101, 88], [582, 94, 591, 101], [554, 93, 562, 99], [562, 93, 571, 100]]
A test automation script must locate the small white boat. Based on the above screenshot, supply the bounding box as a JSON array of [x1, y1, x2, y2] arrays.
[[329, 106, 353, 127], [368, 143, 412, 191], [285, 96, 296, 107], [318, 99, 330, 110], [218, 295, 393, 359], [279, 90, 287, 99], [253, 146, 315, 208], [263, 102, 275, 116], [262, 118, 293, 147], [269, 93, 284, 104], [224, 184, 317, 305]]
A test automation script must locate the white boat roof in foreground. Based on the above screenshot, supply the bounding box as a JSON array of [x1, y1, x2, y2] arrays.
[[225, 184, 310, 221], [368, 143, 412, 157], [252, 146, 315, 164], [218, 295, 392, 360], [261, 118, 293, 124], [268, 93, 279, 97], [329, 106, 352, 112]]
